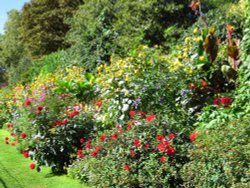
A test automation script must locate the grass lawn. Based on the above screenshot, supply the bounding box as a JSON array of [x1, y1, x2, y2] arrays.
[[0, 129, 88, 188]]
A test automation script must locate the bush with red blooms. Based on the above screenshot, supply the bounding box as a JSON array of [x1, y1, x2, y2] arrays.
[[10, 91, 96, 173], [181, 117, 249, 188], [213, 97, 233, 107], [69, 112, 195, 187]]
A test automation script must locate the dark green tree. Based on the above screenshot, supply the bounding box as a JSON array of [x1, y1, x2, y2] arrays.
[[20, 0, 84, 58], [0, 10, 25, 68], [67, 0, 190, 71]]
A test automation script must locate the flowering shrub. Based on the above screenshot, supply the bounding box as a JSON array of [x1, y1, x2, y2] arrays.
[[69, 112, 195, 187], [181, 117, 250, 188]]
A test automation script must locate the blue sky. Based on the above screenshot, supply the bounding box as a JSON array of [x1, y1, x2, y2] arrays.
[[0, 0, 30, 34]]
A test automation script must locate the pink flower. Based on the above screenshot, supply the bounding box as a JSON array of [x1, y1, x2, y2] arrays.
[[146, 115, 156, 123]]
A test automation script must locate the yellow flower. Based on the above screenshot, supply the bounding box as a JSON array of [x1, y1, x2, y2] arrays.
[[193, 28, 199, 34], [185, 37, 191, 43], [199, 56, 205, 61], [195, 37, 202, 43]]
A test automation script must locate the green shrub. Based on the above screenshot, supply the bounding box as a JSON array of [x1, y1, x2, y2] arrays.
[[181, 116, 250, 188], [69, 112, 196, 187]]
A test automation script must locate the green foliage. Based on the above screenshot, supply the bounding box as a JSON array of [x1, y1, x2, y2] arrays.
[[54, 72, 96, 101], [7, 56, 34, 86], [11, 90, 95, 173], [20, 0, 83, 58], [69, 113, 194, 187], [67, 0, 190, 70], [0, 10, 25, 68], [181, 117, 250, 188]]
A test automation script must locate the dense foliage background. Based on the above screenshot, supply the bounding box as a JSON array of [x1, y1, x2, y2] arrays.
[[0, 0, 249, 187]]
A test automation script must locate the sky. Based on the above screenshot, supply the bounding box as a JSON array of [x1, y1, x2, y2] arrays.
[[0, 0, 30, 34]]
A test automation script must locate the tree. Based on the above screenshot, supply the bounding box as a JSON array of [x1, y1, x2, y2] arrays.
[[0, 10, 25, 68], [67, 0, 190, 71], [20, 0, 84, 58]]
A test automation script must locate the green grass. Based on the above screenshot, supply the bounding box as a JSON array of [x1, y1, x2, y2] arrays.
[[0, 129, 88, 188]]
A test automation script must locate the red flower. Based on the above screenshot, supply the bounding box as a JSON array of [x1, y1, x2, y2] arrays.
[[163, 140, 170, 147], [123, 164, 130, 171], [189, 132, 197, 141], [25, 99, 32, 106], [220, 97, 232, 107], [23, 151, 29, 158], [86, 141, 91, 149], [158, 140, 169, 152], [166, 147, 175, 156], [158, 143, 166, 152], [95, 146, 101, 153], [37, 105, 43, 111], [20, 133, 27, 139], [127, 124, 132, 131], [95, 100, 102, 108], [160, 156, 167, 163], [169, 133, 175, 140], [213, 98, 221, 105], [77, 150, 84, 158], [29, 163, 36, 170], [213, 97, 232, 107], [156, 135, 164, 141], [5, 137, 9, 141], [100, 134, 106, 142], [134, 139, 141, 147], [69, 110, 79, 118], [5, 141, 9, 144], [144, 143, 150, 149], [62, 119, 68, 124], [111, 132, 118, 140], [129, 111, 136, 116], [7, 123, 13, 128], [146, 115, 156, 123], [91, 151, 97, 158], [80, 138, 84, 144], [130, 150, 135, 158], [139, 111, 146, 116]]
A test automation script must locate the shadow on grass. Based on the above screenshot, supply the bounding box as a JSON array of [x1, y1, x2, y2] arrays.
[[44, 171, 66, 178], [0, 178, 8, 188]]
